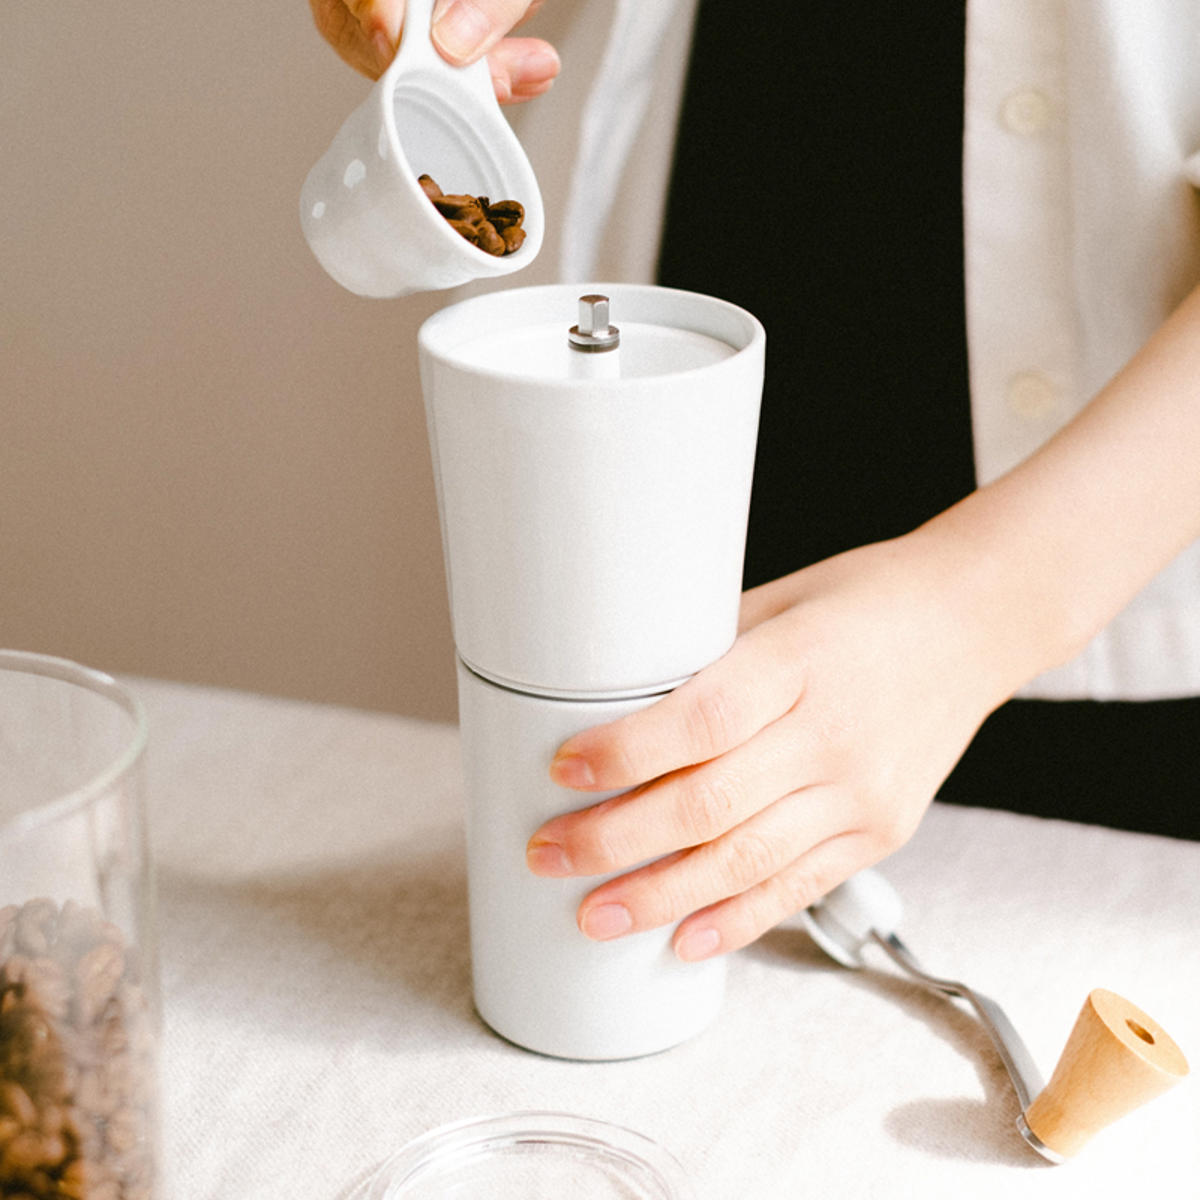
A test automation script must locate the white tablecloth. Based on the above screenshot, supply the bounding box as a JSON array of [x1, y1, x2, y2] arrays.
[[136, 678, 1199, 1198]]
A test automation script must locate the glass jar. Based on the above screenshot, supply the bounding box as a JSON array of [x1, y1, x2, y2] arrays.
[[0, 650, 158, 1199]]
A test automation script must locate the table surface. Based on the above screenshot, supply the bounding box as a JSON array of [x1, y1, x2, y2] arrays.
[[136, 677, 1200, 1199]]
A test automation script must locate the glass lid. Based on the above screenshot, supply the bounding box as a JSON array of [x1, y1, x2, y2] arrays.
[[351, 1111, 693, 1200]]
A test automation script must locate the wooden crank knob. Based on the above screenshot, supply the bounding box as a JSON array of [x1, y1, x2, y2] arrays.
[[1019, 988, 1189, 1160]]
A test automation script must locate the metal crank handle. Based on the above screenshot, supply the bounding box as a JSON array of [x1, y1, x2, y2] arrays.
[[870, 930, 1044, 1112], [803, 870, 1190, 1161]]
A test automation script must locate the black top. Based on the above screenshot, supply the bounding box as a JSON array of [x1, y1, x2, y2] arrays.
[[656, 1, 1199, 840]]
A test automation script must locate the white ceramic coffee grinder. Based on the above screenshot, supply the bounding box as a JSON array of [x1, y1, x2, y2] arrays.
[[419, 283, 764, 1059], [299, 3, 764, 1061]]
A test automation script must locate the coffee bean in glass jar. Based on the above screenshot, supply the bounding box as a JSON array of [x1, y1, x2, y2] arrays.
[[418, 173, 527, 256], [0, 899, 157, 1200]]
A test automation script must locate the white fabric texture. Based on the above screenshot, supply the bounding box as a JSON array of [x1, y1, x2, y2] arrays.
[[143, 680, 1200, 1199], [963, 0, 1200, 699], [536, 0, 1200, 702], [557, 0, 698, 284]]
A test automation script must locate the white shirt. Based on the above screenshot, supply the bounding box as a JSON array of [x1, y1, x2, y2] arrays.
[[513, 0, 1200, 701]]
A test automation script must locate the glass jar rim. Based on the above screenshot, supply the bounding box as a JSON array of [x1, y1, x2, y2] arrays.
[[353, 1111, 693, 1199], [0, 649, 148, 839]]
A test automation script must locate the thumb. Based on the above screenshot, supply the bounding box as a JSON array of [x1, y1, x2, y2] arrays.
[[431, 0, 537, 64]]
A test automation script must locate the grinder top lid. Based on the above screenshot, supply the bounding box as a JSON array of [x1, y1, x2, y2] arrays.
[[419, 282, 764, 384]]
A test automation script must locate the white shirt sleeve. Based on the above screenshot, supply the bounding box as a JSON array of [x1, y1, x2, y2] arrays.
[[966, 0, 1200, 699]]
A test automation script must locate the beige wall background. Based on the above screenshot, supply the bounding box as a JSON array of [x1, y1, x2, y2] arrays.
[[1, 1, 694, 720]]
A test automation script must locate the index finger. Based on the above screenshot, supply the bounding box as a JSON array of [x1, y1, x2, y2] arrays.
[[548, 627, 805, 791]]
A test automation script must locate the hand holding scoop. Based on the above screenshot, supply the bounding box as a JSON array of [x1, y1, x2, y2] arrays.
[[300, 0, 544, 297]]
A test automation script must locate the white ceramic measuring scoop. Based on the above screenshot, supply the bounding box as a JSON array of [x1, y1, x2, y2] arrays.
[[300, 0, 544, 298], [803, 869, 1189, 1161]]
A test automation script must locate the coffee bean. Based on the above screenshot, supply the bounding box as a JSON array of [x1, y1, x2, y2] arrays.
[[14, 902, 56, 960], [103, 1108, 140, 1157], [0, 907, 18, 962], [474, 221, 506, 256], [1, 899, 157, 1198], [73, 943, 124, 1029], [0, 1081, 38, 1127], [432, 193, 484, 221], [13, 959, 70, 1024], [419, 172, 528, 256], [1, 1130, 48, 1172], [485, 200, 523, 229], [500, 225, 526, 254]]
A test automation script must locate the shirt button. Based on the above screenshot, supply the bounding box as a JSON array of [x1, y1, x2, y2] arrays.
[[1007, 371, 1060, 420], [1000, 88, 1052, 135]]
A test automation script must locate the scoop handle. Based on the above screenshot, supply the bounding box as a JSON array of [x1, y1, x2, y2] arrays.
[[388, 0, 495, 105], [392, 0, 440, 70], [1019, 988, 1189, 1159]]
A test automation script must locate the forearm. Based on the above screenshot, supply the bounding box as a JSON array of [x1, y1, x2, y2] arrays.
[[530, 289, 1200, 959], [921, 282, 1200, 699]]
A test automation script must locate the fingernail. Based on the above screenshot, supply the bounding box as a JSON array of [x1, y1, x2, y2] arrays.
[[675, 926, 721, 962], [432, 0, 492, 63], [581, 903, 633, 941], [372, 30, 395, 66], [526, 841, 572, 877], [549, 753, 595, 789], [491, 73, 513, 105], [511, 41, 561, 83]]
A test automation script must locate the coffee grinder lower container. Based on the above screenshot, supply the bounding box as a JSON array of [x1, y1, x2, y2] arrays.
[[456, 661, 727, 1060], [419, 284, 764, 1060]]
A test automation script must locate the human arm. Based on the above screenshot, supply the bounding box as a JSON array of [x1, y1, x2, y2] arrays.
[[309, 0, 559, 102], [526, 281, 1200, 961]]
